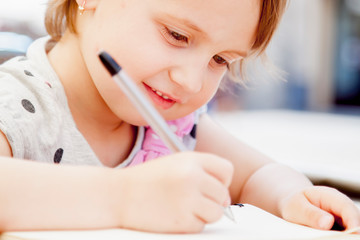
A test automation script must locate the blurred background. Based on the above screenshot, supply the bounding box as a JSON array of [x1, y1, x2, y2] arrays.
[[212, 0, 360, 115], [1, 0, 360, 202]]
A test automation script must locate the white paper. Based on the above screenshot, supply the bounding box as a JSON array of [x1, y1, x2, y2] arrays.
[[3, 204, 359, 240]]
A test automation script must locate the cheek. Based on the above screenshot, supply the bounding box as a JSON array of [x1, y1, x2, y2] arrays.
[[204, 77, 222, 101], [102, 25, 168, 82], [192, 74, 223, 109], [206, 68, 225, 93]]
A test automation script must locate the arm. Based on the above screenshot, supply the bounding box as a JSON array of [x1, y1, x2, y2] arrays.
[[0, 129, 125, 231], [195, 113, 292, 211], [0, 130, 233, 233], [0, 159, 124, 231], [195, 113, 360, 230]]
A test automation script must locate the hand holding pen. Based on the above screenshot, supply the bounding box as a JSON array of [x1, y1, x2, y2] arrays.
[[99, 51, 235, 223]]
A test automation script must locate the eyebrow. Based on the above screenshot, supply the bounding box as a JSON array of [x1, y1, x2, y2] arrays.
[[161, 13, 205, 34]]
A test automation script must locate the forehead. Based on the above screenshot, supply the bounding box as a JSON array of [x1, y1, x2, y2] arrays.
[[150, 0, 261, 52]]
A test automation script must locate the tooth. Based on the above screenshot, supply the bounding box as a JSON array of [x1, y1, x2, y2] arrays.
[[156, 91, 163, 96], [162, 95, 169, 99]]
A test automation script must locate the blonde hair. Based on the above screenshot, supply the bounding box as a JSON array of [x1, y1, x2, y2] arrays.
[[45, 0, 288, 82], [228, 0, 288, 83]]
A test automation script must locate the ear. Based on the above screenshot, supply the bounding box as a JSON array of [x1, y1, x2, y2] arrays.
[[75, 0, 99, 11]]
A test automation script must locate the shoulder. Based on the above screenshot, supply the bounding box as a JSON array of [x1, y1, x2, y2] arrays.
[[0, 56, 44, 125], [0, 37, 57, 101], [0, 37, 66, 120], [0, 54, 58, 122], [0, 38, 70, 160]]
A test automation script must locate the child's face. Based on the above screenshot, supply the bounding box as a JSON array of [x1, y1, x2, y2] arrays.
[[80, 0, 260, 125]]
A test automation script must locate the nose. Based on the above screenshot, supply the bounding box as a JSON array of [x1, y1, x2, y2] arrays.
[[168, 58, 205, 94]]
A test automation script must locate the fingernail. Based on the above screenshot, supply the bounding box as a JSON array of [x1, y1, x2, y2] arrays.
[[223, 195, 231, 207]]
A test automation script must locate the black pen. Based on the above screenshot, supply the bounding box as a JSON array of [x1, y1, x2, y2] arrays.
[[98, 51, 235, 223]]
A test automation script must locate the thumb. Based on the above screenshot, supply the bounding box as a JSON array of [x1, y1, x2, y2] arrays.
[[316, 211, 336, 230], [283, 195, 335, 230]]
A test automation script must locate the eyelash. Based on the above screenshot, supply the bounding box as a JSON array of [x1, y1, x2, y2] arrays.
[[161, 26, 229, 68], [161, 26, 189, 46], [213, 55, 229, 68]]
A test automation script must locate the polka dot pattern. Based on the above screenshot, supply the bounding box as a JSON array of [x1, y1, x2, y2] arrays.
[[45, 81, 52, 88], [54, 148, 64, 164], [21, 99, 35, 113], [24, 70, 34, 77]]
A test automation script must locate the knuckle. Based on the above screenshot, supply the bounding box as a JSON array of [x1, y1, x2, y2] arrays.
[[224, 159, 234, 173], [174, 161, 200, 180]]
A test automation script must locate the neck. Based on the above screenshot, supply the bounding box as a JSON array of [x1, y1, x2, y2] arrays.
[[47, 31, 136, 167]]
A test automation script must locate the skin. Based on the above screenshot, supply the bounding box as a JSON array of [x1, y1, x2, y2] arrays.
[[0, 0, 359, 234], [47, 0, 259, 166]]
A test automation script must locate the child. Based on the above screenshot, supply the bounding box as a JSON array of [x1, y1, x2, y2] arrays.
[[0, 0, 359, 234]]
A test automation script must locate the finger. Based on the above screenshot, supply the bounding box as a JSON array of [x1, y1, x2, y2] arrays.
[[337, 205, 360, 230], [304, 187, 360, 230], [302, 202, 334, 230], [193, 196, 224, 224], [347, 214, 360, 231], [198, 154, 234, 187], [199, 173, 230, 206], [283, 193, 335, 230]]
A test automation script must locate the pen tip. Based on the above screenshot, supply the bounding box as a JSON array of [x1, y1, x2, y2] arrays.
[[224, 206, 236, 223], [98, 51, 122, 76]]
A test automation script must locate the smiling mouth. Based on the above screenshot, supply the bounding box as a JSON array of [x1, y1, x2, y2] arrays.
[[143, 83, 179, 109], [150, 87, 171, 100]]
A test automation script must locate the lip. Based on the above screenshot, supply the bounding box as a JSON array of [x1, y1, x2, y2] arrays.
[[143, 83, 178, 110]]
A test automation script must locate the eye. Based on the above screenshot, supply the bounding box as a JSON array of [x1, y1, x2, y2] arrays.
[[170, 30, 188, 43], [161, 26, 189, 47], [212, 55, 229, 67]]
